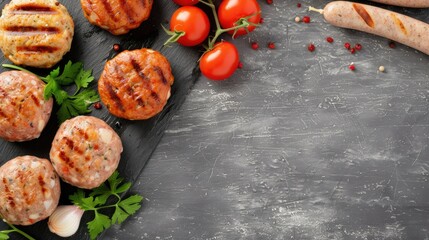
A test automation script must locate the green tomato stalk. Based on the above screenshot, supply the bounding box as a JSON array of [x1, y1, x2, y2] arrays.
[[164, 0, 259, 49]]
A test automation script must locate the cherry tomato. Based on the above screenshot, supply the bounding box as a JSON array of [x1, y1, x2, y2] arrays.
[[218, 0, 261, 37], [173, 0, 199, 5], [170, 6, 210, 47], [199, 42, 240, 81]]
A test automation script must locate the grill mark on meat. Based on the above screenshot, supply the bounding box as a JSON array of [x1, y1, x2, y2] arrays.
[[390, 13, 407, 35], [100, 0, 119, 22], [38, 175, 47, 194], [76, 127, 89, 140], [4, 26, 60, 35], [130, 58, 148, 106], [151, 91, 160, 102], [12, 4, 56, 14], [16, 46, 59, 53], [64, 137, 74, 150], [0, 109, 6, 118], [105, 83, 125, 112], [131, 58, 146, 80], [30, 93, 40, 107], [353, 4, 375, 28], [59, 151, 74, 169], [3, 178, 15, 207], [119, 0, 136, 24], [63, 136, 84, 155], [153, 66, 168, 85]]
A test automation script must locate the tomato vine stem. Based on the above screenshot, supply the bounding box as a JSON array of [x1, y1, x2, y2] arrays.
[[199, 0, 259, 49]]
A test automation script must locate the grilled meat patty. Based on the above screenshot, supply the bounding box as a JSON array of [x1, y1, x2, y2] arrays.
[[81, 0, 153, 35], [50, 116, 123, 189], [0, 156, 61, 225], [0, 71, 53, 142], [98, 48, 174, 120], [0, 0, 74, 68]]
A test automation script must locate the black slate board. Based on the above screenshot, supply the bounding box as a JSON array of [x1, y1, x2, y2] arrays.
[[0, 0, 201, 239]]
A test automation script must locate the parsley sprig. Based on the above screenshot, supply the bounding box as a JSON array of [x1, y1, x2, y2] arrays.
[[70, 171, 143, 240], [2, 61, 99, 123], [0, 216, 35, 240]]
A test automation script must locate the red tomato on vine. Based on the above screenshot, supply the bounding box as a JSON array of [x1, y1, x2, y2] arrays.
[[199, 42, 240, 81], [218, 0, 261, 37], [169, 6, 210, 47], [173, 0, 199, 6]]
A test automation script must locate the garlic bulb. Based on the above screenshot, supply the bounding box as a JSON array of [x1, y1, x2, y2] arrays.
[[48, 205, 84, 237]]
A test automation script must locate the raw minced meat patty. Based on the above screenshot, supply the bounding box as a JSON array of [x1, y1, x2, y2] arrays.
[[80, 0, 153, 35], [0, 155, 61, 225], [98, 48, 174, 120], [50, 116, 123, 189], [0, 71, 53, 142], [0, 0, 74, 68]]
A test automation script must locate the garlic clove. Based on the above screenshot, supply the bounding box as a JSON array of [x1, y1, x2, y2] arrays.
[[48, 205, 85, 237]]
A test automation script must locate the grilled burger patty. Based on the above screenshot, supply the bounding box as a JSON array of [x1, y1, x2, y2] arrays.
[[0, 156, 61, 225], [0, 71, 53, 142], [50, 116, 123, 189], [98, 48, 174, 120], [81, 0, 153, 35], [0, 0, 74, 68]]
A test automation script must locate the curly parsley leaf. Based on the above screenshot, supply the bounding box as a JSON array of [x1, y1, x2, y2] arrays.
[[2, 61, 99, 123], [69, 171, 143, 240]]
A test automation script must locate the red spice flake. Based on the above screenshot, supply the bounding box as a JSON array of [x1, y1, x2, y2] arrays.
[[268, 42, 276, 49], [350, 48, 356, 54], [326, 37, 334, 43], [113, 44, 121, 51], [93, 102, 102, 110], [259, 18, 264, 24], [297, 3, 302, 7], [238, 61, 243, 69], [344, 42, 351, 50], [389, 41, 396, 48], [266, 0, 273, 4], [251, 42, 259, 50], [355, 43, 362, 50], [302, 16, 311, 23], [349, 64, 356, 71], [307, 43, 315, 52]]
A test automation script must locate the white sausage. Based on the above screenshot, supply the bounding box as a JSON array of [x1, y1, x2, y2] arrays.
[[370, 0, 429, 8], [322, 1, 429, 55]]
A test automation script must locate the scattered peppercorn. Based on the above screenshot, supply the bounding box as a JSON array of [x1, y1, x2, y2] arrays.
[[238, 61, 243, 69], [295, 16, 301, 22], [266, 0, 273, 4], [326, 37, 334, 43], [308, 43, 315, 52], [113, 44, 121, 51], [94, 102, 102, 110], [259, 18, 264, 24], [297, 3, 302, 7], [302, 16, 311, 23], [344, 42, 351, 50], [251, 42, 259, 50], [349, 64, 355, 71], [350, 48, 356, 54], [268, 42, 276, 49], [355, 43, 362, 50], [389, 41, 396, 48], [378, 66, 385, 72]]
